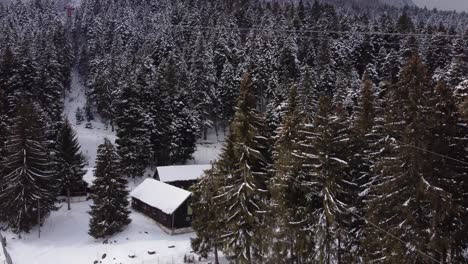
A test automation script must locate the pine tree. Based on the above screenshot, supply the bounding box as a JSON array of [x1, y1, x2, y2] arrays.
[[191, 164, 223, 264], [216, 73, 270, 262], [303, 97, 352, 263], [427, 81, 468, 262], [75, 107, 84, 125], [461, 97, 468, 121], [55, 120, 87, 210], [0, 101, 57, 234], [380, 48, 401, 85], [365, 55, 467, 263], [189, 35, 218, 140], [191, 130, 239, 262], [168, 97, 199, 164], [88, 138, 131, 238], [298, 66, 319, 115], [218, 60, 240, 127], [270, 86, 314, 263], [348, 71, 379, 259], [84, 100, 94, 122], [115, 71, 151, 178]]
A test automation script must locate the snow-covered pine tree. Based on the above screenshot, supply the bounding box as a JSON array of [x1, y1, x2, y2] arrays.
[[427, 81, 468, 262], [115, 70, 151, 178], [75, 107, 84, 125], [380, 48, 401, 86], [303, 97, 352, 263], [365, 55, 467, 263], [216, 73, 270, 262], [270, 86, 314, 263], [218, 60, 240, 128], [190, 164, 223, 264], [0, 100, 57, 234], [348, 71, 379, 259], [168, 96, 199, 164], [277, 34, 300, 90], [55, 120, 87, 210], [461, 96, 468, 121], [84, 100, 94, 122], [444, 38, 467, 87], [88, 138, 131, 238], [189, 34, 218, 140], [298, 66, 319, 115]]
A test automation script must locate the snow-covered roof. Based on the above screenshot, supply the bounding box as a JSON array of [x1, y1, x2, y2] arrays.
[[130, 178, 191, 215], [156, 165, 211, 183]]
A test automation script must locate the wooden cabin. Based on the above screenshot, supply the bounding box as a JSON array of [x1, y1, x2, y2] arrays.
[[154, 164, 211, 190], [130, 178, 193, 235]]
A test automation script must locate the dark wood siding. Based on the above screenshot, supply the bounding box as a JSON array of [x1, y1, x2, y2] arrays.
[[131, 197, 192, 230], [131, 197, 172, 229], [173, 198, 192, 229]]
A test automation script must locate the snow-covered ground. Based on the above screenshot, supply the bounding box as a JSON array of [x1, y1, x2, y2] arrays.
[[2, 70, 225, 264], [3, 201, 205, 264], [187, 131, 225, 165], [64, 70, 117, 169]]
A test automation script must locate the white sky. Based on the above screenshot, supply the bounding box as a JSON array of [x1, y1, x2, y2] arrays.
[[412, 0, 468, 12]]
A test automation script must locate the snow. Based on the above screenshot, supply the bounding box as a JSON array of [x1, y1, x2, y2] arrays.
[[2, 201, 213, 264], [64, 70, 117, 185], [130, 179, 191, 215], [187, 131, 224, 165], [0, 69, 228, 264], [156, 164, 211, 183], [0, 247, 4, 263]]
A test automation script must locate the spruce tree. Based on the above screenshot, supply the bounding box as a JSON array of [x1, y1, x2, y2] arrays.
[[168, 97, 199, 164], [115, 72, 151, 178], [461, 97, 468, 121], [191, 163, 224, 264], [304, 97, 352, 263], [0, 101, 57, 234], [348, 71, 380, 259], [427, 81, 468, 262], [192, 130, 240, 262], [192, 129, 240, 264], [88, 139, 131, 238], [55, 120, 87, 210], [270, 86, 314, 263], [365, 55, 467, 263], [216, 73, 270, 262]]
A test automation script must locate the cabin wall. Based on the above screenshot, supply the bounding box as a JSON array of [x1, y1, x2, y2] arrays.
[[131, 198, 172, 229], [173, 199, 192, 229]]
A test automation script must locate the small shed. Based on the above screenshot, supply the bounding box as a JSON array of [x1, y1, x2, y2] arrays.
[[154, 165, 211, 190], [130, 178, 193, 235]]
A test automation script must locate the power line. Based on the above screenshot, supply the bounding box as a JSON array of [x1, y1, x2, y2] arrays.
[[161, 24, 468, 39], [351, 127, 468, 166], [347, 210, 442, 264], [156, 24, 468, 50], [401, 144, 468, 166], [283, 174, 442, 263]]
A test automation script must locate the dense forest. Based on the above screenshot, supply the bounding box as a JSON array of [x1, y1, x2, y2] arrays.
[[0, 0, 467, 262]]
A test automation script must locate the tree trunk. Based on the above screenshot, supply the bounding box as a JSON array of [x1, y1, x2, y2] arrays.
[[203, 125, 207, 141], [214, 245, 219, 264], [67, 188, 71, 210], [214, 117, 219, 141], [290, 237, 295, 264]]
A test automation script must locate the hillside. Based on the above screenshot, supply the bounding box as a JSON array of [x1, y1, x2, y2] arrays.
[[0, 0, 467, 263]]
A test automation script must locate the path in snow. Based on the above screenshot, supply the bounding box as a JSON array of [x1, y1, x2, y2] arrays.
[[64, 70, 117, 184]]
